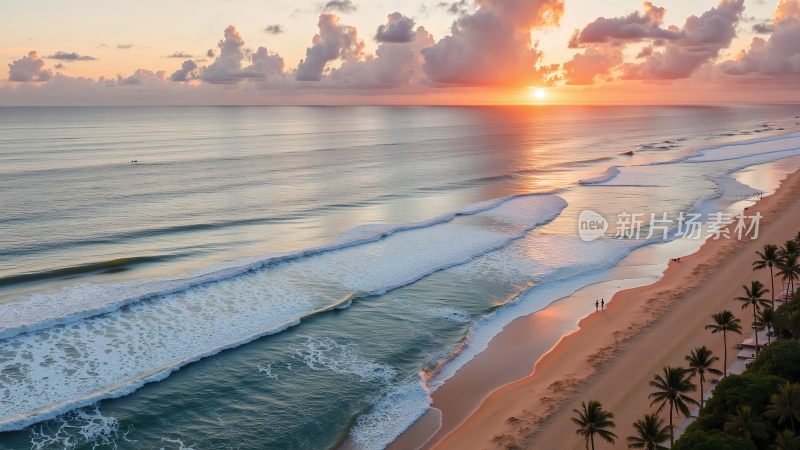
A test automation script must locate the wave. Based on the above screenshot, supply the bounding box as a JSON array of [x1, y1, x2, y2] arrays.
[[3, 117, 799, 440], [350, 380, 432, 450], [350, 131, 800, 448], [0, 194, 567, 432], [578, 131, 800, 187], [29, 406, 126, 450], [0, 194, 565, 342], [554, 155, 615, 168], [579, 166, 621, 185], [0, 255, 174, 287]]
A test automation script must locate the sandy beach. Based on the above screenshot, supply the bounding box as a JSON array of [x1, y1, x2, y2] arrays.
[[395, 167, 800, 450]]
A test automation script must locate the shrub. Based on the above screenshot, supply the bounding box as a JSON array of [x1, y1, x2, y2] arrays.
[[672, 429, 756, 450], [693, 372, 784, 432], [749, 339, 800, 382]]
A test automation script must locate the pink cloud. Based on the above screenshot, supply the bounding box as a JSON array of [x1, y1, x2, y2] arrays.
[[422, 0, 563, 86], [569, 2, 678, 48], [200, 25, 286, 84], [775, 0, 800, 22], [296, 14, 364, 81], [8, 51, 52, 82], [721, 0, 800, 76], [330, 23, 435, 87], [563, 47, 623, 85], [623, 0, 744, 80], [171, 60, 199, 82], [375, 12, 416, 43]]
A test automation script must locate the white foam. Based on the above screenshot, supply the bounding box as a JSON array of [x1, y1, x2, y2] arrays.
[[29, 406, 125, 450], [0, 195, 566, 432], [579, 165, 621, 185], [687, 132, 800, 163], [0, 195, 565, 342], [291, 338, 396, 384], [159, 437, 197, 450], [257, 362, 279, 380], [426, 307, 472, 324], [350, 380, 432, 450]]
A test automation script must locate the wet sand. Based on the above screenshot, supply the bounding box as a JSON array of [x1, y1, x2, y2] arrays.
[[395, 167, 800, 450]]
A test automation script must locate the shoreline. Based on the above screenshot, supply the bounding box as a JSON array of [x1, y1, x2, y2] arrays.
[[393, 164, 800, 449]]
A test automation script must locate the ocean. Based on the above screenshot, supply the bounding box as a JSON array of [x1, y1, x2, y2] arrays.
[[1, 105, 800, 449]]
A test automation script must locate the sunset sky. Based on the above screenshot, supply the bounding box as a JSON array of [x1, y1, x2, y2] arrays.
[[2, 0, 799, 105]]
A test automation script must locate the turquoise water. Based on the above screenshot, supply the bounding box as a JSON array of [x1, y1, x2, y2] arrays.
[[1, 105, 799, 449]]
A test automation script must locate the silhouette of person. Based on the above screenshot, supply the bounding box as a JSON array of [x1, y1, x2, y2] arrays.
[[595, 300, 599, 311], [601, 298, 605, 310]]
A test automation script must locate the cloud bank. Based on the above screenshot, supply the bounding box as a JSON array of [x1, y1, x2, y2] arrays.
[[375, 12, 416, 43], [323, 0, 357, 13], [8, 51, 52, 82], [46, 52, 97, 61], [296, 14, 364, 81], [422, 0, 564, 85], [721, 0, 800, 76], [200, 25, 285, 84], [4, 0, 800, 104]]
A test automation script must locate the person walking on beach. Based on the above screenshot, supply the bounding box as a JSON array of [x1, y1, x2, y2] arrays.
[[601, 298, 605, 310], [595, 300, 599, 311]]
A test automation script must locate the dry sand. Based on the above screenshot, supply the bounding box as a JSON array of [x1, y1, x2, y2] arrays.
[[417, 168, 800, 450]]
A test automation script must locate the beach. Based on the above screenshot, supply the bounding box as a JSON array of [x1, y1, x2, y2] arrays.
[[3, 106, 800, 449], [410, 167, 800, 449]]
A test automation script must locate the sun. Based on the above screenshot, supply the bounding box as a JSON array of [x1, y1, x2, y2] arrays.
[[532, 88, 546, 101]]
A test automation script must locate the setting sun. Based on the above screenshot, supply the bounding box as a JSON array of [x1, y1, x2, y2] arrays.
[[531, 88, 546, 101]]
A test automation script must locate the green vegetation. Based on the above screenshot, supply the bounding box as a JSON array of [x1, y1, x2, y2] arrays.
[[675, 293, 800, 448], [648, 366, 697, 446], [706, 310, 743, 376], [625, 414, 670, 450], [686, 346, 722, 410], [573, 232, 800, 449], [571, 400, 617, 450]]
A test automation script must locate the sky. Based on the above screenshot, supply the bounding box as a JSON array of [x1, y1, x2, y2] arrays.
[[1, 0, 798, 105]]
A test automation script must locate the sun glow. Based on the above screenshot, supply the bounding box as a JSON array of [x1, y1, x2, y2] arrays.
[[530, 87, 547, 101]]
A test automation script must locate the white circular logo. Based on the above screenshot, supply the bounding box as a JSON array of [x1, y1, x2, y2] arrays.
[[578, 209, 608, 242]]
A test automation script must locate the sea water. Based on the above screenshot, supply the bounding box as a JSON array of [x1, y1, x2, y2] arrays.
[[1, 105, 800, 449]]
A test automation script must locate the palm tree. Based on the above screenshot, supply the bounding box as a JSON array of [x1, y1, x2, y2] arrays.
[[648, 366, 698, 446], [735, 280, 770, 354], [685, 346, 722, 410], [571, 400, 617, 450], [706, 310, 743, 376], [754, 244, 781, 311], [626, 414, 670, 450], [782, 239, 800, 258], [774, 429, 800, 450], [779, 240, 799, 296], [760, 306, 775, 345], [765, 383, 800, 435], [778, 254, 800, 297], [724, 404, 768, 441]]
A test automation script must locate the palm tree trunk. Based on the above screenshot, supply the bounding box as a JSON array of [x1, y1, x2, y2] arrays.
[[754, 306, 759, 354], [669, 401, 674, 446], [723, 331, 728, 377], [771, 266, 775, 310], [699, 374, 705, 410], [590, 433, 595, 450], [770, 266, 775, 343]]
